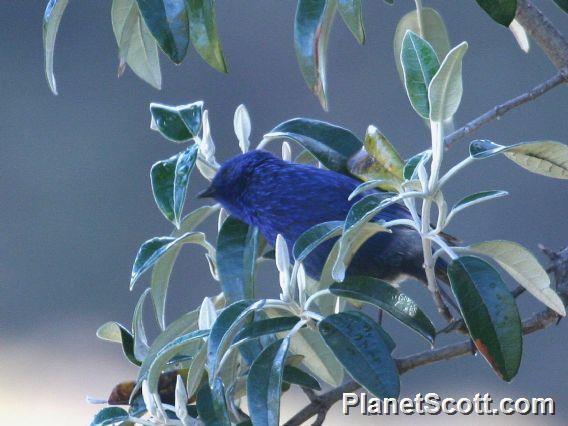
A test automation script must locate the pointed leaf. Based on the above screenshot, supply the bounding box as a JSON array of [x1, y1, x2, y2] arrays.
[[147, 329, 208, 393], [403, 150, 431, 180], [401, 31, 440, 118], [217, 217, 261, 303], [289, 327, 344, 386], [187, 0, 227, 72], [293, 221, 343, 261], [135, 0, 189, 63], [394, 7, 450, 85], [294, 0, 337, 110], [264, 118, 363, 174], [151, 205, 218, 330], [448, 256, 522, 381], [283, 365, 321, 390], [132, 288, 151, 361], [236, 316, 301, 342], [330, 277, 436, 343], [90, 407, 129, 426], [337, 0, 365, 44], [97, 322, 141, 366], [112, 0, 162, 89], [135, 308, 200, 394], [475, 0, 517, 27], [247, 338, 290, 426], [130, 232, 213, 289], [469, 241, 566, 316], [428, 41, 468, 122], [447, 190, 508, 223], [186, 343, 207, 398], [319, 312, 400, 398], [207, 301, 254, 381], [43, 0, 69, 95], [196, 379, 231, 425], [172, 145, 199, 226], [151, 154, 177, 223]]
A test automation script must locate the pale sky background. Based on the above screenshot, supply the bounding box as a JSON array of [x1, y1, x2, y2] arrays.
[[0, 1, 567, 424]]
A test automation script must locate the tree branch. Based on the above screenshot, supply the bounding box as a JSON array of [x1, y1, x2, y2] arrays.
[[516, 0, 568, 69], [284, 246, 568, 426], [443, 0, 568, 150], [444, 68, 568, 150]]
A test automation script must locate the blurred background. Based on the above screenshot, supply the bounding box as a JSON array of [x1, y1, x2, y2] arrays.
[[1, 1, 567, 424]]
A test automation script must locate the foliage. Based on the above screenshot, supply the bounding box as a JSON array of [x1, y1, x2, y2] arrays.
[[43, 0, 566, 108], [60, 2, 568, 425], [90, 33, 568, 426]]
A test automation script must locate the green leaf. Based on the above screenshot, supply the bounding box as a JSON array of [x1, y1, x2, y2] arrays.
[[319, 312, 400, 398], [186, 343, 207, 398], [264, 118, 363, 174], [293, 221, 343, 261], [173, 145, 199, 225], [236, 316, 301, 342], [394, 7, 450, 85], [196, 379, 231, 425], [187, 0, 227, 72], [217, 217, 261, 303], [401, 31, 440, 119], [135, 0, 189, 64], [112, 0, 162, 89], [553, 0, 568, 14], [207, 301, 254, 382], [283, 365, 321, 390], [289, 327, 344, 386], [448, 190, 508, 222], [330, 277, 436, 343], [247, 338, 290, 426], [132, 288, 151, 361], [468, 241, 566, 316], [96, 321, 141, 366], [151, 145, 198, 227], [448, 256, 522, 381], [147, 329, 208, 393], [135, 308, 199, 394], [151, 155, 177, 223], [337, 0, 365, 44], [294, 0, 337, 110], [151, 205, 218, 330], [150, 101, 204, 142], [332, 222, 388, 282], [475, 0, 517, 27], [332, 193, 396, 281], [130, 231, 214, 289], [348, 126, 404, 188], [90, 407, 129, 426], [428, 41, 468, 122], [469, 140, 568, 179], [403, 150, 431, 180], [43, 0, 69, 95]]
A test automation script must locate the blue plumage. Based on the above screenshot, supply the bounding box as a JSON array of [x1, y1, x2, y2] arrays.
[[200, 150, 431, 284]]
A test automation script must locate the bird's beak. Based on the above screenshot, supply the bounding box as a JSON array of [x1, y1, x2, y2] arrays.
[[198, 186, 216, 199]]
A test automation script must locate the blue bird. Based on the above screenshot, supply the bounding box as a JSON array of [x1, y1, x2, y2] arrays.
[[199, 150, 447, 286]]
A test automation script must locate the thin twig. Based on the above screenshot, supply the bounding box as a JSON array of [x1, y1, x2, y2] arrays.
[[284, 246, 568, 426], [444, 69, 568, 150]]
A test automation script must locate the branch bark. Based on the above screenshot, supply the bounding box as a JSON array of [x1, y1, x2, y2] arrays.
[[444, 68, 568, 150], [285, 245, 568, 426]]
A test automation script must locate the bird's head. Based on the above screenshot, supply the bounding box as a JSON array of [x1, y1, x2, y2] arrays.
[[198, 149, 276, 208]]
